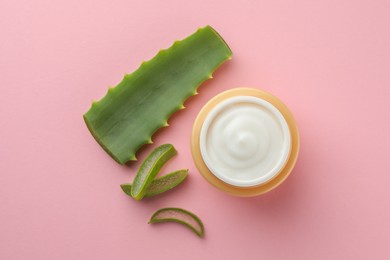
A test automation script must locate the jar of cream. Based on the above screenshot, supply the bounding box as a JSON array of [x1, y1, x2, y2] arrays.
[[191, 88, 299, 196]]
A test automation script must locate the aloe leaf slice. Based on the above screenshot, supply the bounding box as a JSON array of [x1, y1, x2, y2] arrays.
[[121, 169, 188, 198], [149, 207, 204, 238], [130, 144, 176, 200], [145, 170, 188, 197], [83, 25, 232, 164]]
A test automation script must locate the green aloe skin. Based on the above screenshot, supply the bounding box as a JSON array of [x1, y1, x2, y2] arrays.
[[149, 207, 205, 238], [121, 169, 188, 198], [130, 144, 177, 200], [83, 25, 232, 164]]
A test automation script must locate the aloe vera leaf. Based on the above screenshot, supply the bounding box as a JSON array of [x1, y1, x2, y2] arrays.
[[145, 169, 188, 197], [131, 144, 176, 200], [120, 183, 132, 195], [149, 208, 204, 238], [121, 169, 188, 198], [83, 25, 232, 164]]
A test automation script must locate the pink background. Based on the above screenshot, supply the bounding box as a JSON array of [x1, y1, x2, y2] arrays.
[[1, 0, 390, 259]]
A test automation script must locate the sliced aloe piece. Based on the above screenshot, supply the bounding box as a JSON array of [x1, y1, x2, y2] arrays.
[[120, 183, 132, 196], [83, 25, 232, 164], [146, 170, 188, 197], [149, 207, 204, 238], [131, 144, 176, 200], [121, 169, 188, 198]]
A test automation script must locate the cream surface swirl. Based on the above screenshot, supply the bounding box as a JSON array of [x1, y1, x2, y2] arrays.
[[200, 96, 291, 187]]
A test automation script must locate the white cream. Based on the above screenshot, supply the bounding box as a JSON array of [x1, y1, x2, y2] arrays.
[[199, 96, 291, 187]]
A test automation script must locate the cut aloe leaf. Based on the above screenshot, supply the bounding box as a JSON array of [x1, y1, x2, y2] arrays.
[[120, 183, 132, 195], [131, 144, 176, 200], [121, 169, 188, 198], [145, 169, 188, 197], [83, 25, 232, 164], [149, 207, 204, 238]]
